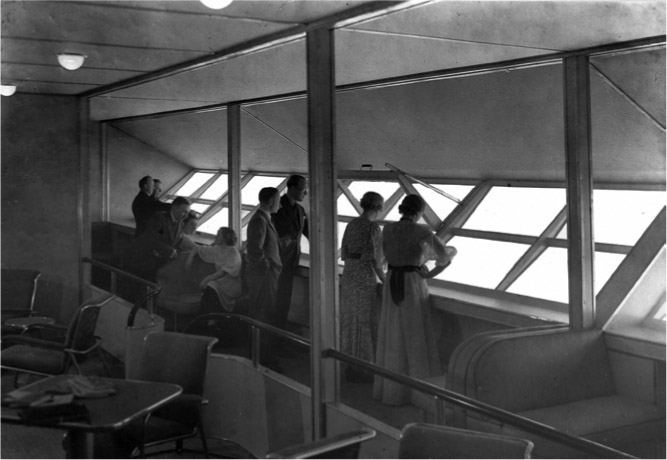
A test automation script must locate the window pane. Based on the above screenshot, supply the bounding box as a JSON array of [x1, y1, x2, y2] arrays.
[[337, 194, 358, 217], [198, 208, 229, 235], [435, 236, 529, 289], [463, 187, 565, 236], [242, 175, 285, 205], [190, 203, 209, 214], [174, 172, 215, 196], [200, 174, 229, 201], [593, 190, 665, 245], [507, 248, 568, 303], [348, 181, 399, 202], [199, 208, 249, 236], [414, 183, 472, 220], [507, 249, 626, 303]]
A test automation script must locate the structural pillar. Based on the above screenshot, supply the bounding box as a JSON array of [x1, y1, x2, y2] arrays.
[[563, 55, 595, 330], [306, 27, 338, 440]]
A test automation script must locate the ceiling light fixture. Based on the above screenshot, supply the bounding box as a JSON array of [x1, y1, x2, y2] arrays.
[[1, 84, 17, 96], [57, 53, 86, 71], [200, 0, 233, 10]]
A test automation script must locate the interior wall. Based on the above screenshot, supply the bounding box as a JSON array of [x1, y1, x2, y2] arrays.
[[1, 93, 81, 321], [106, 125, 191, 224]]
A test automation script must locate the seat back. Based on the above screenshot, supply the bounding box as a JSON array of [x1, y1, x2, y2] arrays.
[[128, 331, 217, 395], [1, 269, 41, 315], [65, 303, 103, 352], [398, 423, 533, 459]]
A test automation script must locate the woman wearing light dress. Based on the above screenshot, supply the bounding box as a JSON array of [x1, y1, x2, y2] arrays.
[[185, 226, 243, 313], [340, 191, 385, 382], [373, 194, 457, 405]]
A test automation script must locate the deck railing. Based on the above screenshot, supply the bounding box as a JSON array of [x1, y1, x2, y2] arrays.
[[184, 312, 635, 459], [82, 257, 161, 327]]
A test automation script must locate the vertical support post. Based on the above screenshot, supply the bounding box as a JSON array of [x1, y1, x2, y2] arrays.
[[100, 122, 109, 222], [563, 55, 595, 330], [227, 104, 242, 243], [78, 97, 92, 304], [307, 27, 338, 440]]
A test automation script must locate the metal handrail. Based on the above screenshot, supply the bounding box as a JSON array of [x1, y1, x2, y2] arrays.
[[81, 257, 161, 327], [185, 313, 634, 459], [181, 312, 309, 368], [326, 350, 635, 459]]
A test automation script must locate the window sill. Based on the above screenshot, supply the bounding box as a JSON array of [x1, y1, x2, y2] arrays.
[[603, 326, 666, 361], [427, 283, 568, 327]]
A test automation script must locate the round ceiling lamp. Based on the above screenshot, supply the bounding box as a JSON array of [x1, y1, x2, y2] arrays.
[[57, 53, 86, 71], [1, 84, 17, 96], [200, 0, 233, 10]]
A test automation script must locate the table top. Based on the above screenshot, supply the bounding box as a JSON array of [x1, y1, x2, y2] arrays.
[[4, 316, 56, 329], [1, 375, 182, 432]]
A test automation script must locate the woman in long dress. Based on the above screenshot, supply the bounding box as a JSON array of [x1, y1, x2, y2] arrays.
[[373, 194, 457, 405], [340, 191, 385, 382]]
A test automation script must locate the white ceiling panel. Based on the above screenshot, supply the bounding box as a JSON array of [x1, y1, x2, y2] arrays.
[[92, 39, 307, 119], [349, 1, 665, 51]]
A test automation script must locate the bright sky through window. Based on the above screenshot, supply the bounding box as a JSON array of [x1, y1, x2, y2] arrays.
[[464, 187, 565, 236], [200, 174, 228, 200], [241, 175, 285, 205], [435, 236, 529, 288], [174, 172, 215, 196]]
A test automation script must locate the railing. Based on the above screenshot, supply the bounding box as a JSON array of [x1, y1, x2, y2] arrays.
[[82, 257, 161, 327], [182, 312, 309, 368], [185, 312, 635, 459]]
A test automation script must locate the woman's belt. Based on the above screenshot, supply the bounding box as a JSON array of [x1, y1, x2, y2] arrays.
[[387, 264, 421, 304], [345, 253, 363, 260]]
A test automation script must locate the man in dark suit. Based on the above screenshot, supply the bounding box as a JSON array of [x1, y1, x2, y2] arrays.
[[272, 175, 308, 330], [132, 175, 169, 238], [124, 196, 191, 282], [245, 187, 282, 328]]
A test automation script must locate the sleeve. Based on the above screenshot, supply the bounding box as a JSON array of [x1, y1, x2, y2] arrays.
[[421, 232, 450, 267], [221, 248, 242, 277], [142, 214, 177, 258], [246, 216, 268, 267], [197, 246, 219, 264], [340, 225, 350, 260]]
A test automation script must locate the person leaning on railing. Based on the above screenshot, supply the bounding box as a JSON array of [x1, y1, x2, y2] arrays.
[[373, 194, 457, 405]]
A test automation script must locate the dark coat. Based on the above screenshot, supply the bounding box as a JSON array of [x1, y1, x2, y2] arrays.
[[272, 194, 308, 269]]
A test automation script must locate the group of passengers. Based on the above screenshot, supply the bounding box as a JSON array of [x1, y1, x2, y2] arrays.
[[124, 174, 309, 366], [124, 174, 457, 405]]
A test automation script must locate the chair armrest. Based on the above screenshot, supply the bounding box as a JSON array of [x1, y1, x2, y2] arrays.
[[266, 428, 376, 459], [2, 335, 66, 350], [23, 323, 67, 333]]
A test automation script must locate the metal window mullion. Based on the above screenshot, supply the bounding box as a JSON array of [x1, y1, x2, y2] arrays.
[[228, 104, 242, 243], [436, 181, 492, 242], [396, 174, 442, 230], [190, 172, 222, 200], [378, 185, 405, 221], [164, 170, 196, 197], [337, 179, 364, 215], [496, 207, 568, 291]]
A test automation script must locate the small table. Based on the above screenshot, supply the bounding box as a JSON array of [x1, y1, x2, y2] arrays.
[[1, 374, 182, 458], [4, 316, 56, 330]]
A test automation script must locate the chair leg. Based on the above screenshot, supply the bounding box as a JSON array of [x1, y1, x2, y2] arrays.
[[176, 439, 184, 453], [97, 348, 111, 377], [197, 409, 209, 459]]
